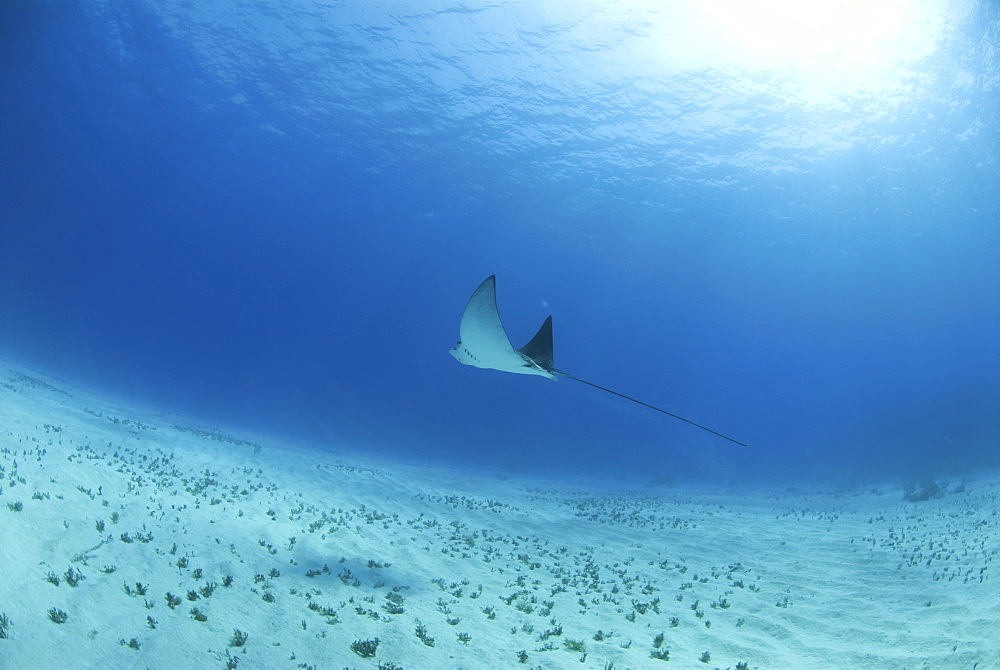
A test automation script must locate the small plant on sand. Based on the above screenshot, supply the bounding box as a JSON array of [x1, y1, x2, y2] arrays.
[[350, 638, 380, 658], [63, 568, 85, 587], [538, 623, 563, 641], [48, 608, 68, 624], [383, 597, 405, 615], [231, 629, 249, 647], [699, 651, 711, 663], [415, 621, 435, 647]]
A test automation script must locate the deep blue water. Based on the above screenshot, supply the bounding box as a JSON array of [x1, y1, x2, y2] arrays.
[[1, 0, 997, 484]]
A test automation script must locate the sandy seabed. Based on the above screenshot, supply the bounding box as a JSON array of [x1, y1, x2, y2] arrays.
[[0, 360, 997, 670]]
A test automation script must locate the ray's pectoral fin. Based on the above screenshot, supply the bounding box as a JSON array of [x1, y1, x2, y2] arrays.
[[517, 315, 554, 373]]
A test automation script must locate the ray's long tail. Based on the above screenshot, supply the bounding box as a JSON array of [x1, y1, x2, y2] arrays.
[[551, 369, 748, 447]]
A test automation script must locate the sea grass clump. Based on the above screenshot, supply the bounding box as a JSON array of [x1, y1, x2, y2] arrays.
[[350, 637, 380, 657]]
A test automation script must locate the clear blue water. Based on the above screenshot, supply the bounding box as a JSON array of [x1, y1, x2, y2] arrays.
[[1, 0, 997, 483]]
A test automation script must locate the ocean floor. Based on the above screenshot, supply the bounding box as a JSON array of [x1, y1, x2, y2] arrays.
[[0, 360, 997, 670]]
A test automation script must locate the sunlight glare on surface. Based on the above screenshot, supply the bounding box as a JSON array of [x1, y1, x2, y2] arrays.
[[704, 0, 909, 61], [637, 0, 954, 95]]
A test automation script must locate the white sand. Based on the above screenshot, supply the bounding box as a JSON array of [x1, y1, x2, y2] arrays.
[[0, 359, 997, 670]]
